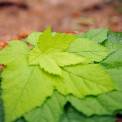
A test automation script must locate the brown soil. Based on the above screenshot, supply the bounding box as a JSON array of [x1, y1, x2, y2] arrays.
[[0, 0, 121, 41]]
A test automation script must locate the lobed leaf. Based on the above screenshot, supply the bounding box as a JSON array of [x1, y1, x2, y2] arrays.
[[0, 29, 121, 122], [37, 28, 77, 53], [68, 38, 109, 62], [55, 64, 115, 98], [26, 32, 41, 45], [29, 47, 87, 75], [69, 32, 122, 116], [81, 28, 108, 43], [60, 106, 115, 122], [25, 92, 67, 122]]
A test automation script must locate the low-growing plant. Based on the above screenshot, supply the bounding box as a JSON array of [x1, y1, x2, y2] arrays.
[[0, 28, 122, 122]]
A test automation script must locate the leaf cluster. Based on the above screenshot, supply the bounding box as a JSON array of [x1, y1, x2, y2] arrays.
[[0, 28, 122, 122]]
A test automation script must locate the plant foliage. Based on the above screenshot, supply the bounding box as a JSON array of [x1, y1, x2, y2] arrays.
[[0, 28, 121, 122]]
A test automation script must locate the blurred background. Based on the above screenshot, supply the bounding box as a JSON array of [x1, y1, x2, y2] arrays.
[[0, 0, 122, 41]]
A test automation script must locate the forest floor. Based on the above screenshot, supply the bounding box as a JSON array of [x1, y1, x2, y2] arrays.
[[0, 0, 121, 41]]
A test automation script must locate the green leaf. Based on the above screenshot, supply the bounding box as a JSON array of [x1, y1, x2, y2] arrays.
[[28, 28, 83, 75], [68, 38, 109, 62], [0, 41, 29, 65], [50, 52, 88, 67], [102, 49, 122, 68], [60, 106, 115, 122], [107, 67, 122, 90], [69, 90, 122, 116], [25, 91, 116, 122], [37, 28, 77, 53], [102, 32, 122, 68], [25, 89, 116, 122], [55, 64, 115, 98], [0, 95, 2, 121], [0, 41, 114, 122], [29, 47, 87, 75], [105, 31, 122, 49], [0, 42, 54, 122], [2, 62, 54, 122], [25, 59, 115, 119], [23, 64, 116, 122], [2, 60, 54, 122], [26, 32, 42, 45], [69, 37, 122, 116], [15, 118, 26, 122], [25, 92, 67, 122], [29, 48, 62, 75], [0, 74, 4, 122], [81, 28, 108, 43], [68, 65, 122, 116], [1, 30, 119, 122]]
